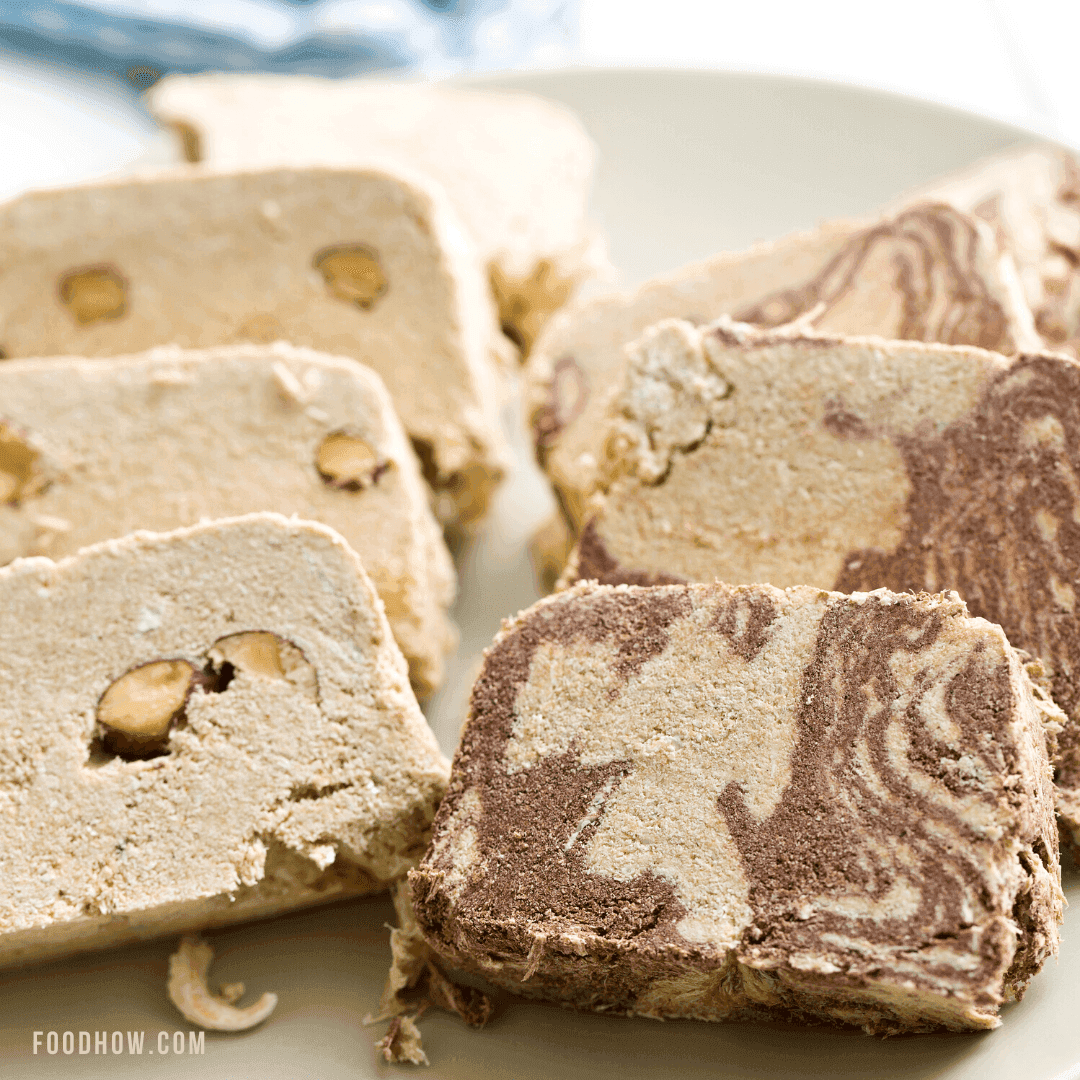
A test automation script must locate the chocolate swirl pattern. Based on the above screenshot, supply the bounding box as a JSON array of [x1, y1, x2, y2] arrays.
[[719, 594, 1051, 1003], [412, 583, 1060, 1034], [832, 355, 1080, 805], [734, 205, 1010, 349]]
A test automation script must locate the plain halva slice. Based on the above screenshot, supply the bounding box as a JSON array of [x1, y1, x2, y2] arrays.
[[565, 318, 1080, 849], [0, 342, 455, 696], [0, 513, 449, 970], [896, 143, 1080, 358], [411, 581, 1061, 1034], [525, 202, 1040, 531], [0, 164, 509, 527], [146, 75, 600, 354]]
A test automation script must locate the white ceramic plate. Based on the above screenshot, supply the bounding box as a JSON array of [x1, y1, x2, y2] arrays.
[[0, 60, 1076, 1080]]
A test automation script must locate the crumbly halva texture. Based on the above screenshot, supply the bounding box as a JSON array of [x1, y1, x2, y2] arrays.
[[525, 202, 1040, 531], [0, 342, 455, 696], [0, 513, 449, 970], [0, 164, 509, 526], [365, 877, 494, 1061], [411, 581, 1061, 1035], [565, 319, 1080, 849], [896, 143, 1080, 358], [146, 75, 601, 355]]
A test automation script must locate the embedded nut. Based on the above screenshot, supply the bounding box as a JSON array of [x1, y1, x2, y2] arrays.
[[313, 244, 387, 310], [211, 632, 285, 680], [169, 119, 202, 163], [316, 432, 385, 490], [209, 631, 317, 698], [0, 422, 42, 506], [97, 659, 196, 740], [58, 265, 128, 325], [167, 934, 277, 1032], [490, 258, 575, 355]]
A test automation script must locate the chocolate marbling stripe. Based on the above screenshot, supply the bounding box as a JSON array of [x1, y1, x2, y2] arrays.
[[734, 205, 1010, 350], [718, 595, 1023, 996], [572, 520, 688, 588], [420, 588, 695, 959], [710, 587, 778, 662], [832, 353, 1080, 791], [533, 355, 588, 453]]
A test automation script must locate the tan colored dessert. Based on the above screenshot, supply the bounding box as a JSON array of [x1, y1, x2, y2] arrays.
[[898, 143, 1080, 357], [0, 513, 449, 971], [146, 75, 600, 354], [525, 203, 1040, 532], [412, 581, 1061, 1034], [0, 164, 509, 527], [564, 318, 1080, 847], [0, 342, 455, 696]]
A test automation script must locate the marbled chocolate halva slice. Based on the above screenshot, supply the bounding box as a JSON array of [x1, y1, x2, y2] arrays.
[[412, 582, 1060, 1034], [0, 342, 455, 696], [0, 513, 449, 970], [525, 203, 1039, 531], [567, 319, 1080, 845], [0, 165, 509, 526], [898, 143, 1080, 357], [146, 75, 600, 354]]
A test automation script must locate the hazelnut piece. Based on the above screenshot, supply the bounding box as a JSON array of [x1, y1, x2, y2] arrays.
[[316, 432, 386, 491], [169, 119, 202, 163], [312, 245, 387, 310], [58, 265, 129, 325], [490, 258, 575, 355], [0, 423, 42, 505], [96, 659, 195, 756], [209, 631, 317, 698]]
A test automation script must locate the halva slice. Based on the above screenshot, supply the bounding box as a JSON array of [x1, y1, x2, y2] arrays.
[[411, 581, 1061, 1034], [898, 143, 1080, 357], [526, 203, 1040, 530], [0, 164, 509, 526], [568, 319, 1080, 847], [146, 75, 599, 354], [0, 513, 449, 970], [0, 342, 455, 696]]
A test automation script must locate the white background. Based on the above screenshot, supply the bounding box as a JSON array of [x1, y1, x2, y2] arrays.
[[576, 0, 1080, 149]]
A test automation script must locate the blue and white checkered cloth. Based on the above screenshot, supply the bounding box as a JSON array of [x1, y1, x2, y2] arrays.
[[0, 0, 577, 80]]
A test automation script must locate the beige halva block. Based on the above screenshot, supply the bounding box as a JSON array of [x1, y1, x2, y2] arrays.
[[0, 164, 509, 526], [0, 342, 456, 696], [525, 203, 1040, 533], [897, 143, 1080, 358], [413, 581, 1061, 1034], [0, 513, 449, 970], [566, 318, 1080, 850], [146, 75, 600, 354]]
